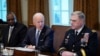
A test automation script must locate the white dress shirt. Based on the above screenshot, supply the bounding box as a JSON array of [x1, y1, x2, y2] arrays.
[[8, 26, 14, 42], [75, 25, 84, 35]]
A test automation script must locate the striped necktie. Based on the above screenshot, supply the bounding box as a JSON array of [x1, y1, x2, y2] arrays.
[[36, 30, 40, 46]]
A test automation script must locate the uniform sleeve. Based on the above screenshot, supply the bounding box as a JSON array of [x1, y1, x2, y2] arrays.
[[58, 32, 69, 55]]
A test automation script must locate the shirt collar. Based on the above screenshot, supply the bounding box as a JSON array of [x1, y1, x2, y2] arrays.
[[75, 25, 84, 35], [10, 26, 14, 28], [36, 29, 41, 32], [36, 29, 41, 35]]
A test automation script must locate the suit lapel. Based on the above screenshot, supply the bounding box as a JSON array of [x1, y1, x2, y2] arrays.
[[33, 28, 36, 45], [8, 27, 16, 44], [8, 24, 18, 45], [38, 26, 46, 45]]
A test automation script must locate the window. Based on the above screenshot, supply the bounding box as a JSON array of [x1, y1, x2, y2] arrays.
[[0, 0, 7, 22], [49, 0, 73, 26]]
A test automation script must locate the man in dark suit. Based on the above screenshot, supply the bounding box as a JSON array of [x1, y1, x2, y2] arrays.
[[2, 12, 27, 47], [58, 11, 98, 56], [21, 13, 54, 52]]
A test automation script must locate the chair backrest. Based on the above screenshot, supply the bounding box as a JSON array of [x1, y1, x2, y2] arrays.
[[0, 24, 8, 42], [52, 25, 70, 52], [97, 30, 100, 56]]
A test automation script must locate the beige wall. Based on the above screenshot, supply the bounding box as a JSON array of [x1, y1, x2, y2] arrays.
[[21, 0, 28, 26]]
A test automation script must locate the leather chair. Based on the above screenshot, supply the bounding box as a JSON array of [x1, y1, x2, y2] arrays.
[[0, 24, 7, 42], [97, 30, 100, 56], [52, 25, 70, 52]]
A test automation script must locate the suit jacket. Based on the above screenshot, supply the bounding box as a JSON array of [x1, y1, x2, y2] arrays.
[[59, 26, 98, 56], [2, 22, 27, 47], [22, 25, 54, 52]]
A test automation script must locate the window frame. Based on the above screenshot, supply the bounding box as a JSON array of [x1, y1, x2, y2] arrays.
[[49, 0, 73, 26]]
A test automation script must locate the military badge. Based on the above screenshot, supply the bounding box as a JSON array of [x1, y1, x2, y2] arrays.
[[65, 34, 70, 44], [81, 33, 89, 47]]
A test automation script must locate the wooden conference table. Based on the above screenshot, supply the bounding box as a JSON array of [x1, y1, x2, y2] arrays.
[[3, 47, 57, 56], [14, 50, 54, 56]]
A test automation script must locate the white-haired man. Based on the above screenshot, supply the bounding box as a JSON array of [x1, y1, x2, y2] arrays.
[[22, 12, 54, 52]]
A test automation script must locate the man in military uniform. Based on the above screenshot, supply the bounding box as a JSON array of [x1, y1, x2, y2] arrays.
[[58, 11, 98, 56]]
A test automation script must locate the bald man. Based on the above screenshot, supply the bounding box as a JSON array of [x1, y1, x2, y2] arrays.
[[21, 12, 54, 52], [2, 12, 27, 47]]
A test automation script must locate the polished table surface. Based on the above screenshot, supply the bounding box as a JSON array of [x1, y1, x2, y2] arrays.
[[14, 50, 57, 56], [14, 50, 36, 56], [0, 50, 57, 56], [0, 47, 58, 56]]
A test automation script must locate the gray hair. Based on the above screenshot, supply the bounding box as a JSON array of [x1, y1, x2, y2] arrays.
[[71, 11, 85, 20], [7, 12, 17, 22]]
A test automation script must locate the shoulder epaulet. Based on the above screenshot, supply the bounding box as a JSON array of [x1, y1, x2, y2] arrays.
[[92, 30, 97, 32]]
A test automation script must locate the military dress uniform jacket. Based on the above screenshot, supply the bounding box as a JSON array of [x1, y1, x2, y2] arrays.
[[59, 26, 98, 56]]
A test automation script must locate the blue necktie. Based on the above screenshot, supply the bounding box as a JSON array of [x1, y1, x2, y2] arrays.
[[36, 30, 40, 46]]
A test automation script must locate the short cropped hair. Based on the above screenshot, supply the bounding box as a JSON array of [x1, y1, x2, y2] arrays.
[[71, 11, 85, 20], [7, 12, 17, 22]]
